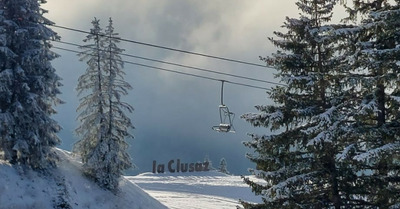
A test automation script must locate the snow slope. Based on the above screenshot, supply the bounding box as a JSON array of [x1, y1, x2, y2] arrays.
[[128, 171, 262, 209], [0, 149, 167, 209], [0, 148, 262, 209]]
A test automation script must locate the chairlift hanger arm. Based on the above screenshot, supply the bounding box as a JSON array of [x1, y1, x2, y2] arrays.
[[220, 80, 225, 106]]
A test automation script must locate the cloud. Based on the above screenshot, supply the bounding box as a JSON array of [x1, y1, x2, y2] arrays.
[[43, 0, 300, 175]]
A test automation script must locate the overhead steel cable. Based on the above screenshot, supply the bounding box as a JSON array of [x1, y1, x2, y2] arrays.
[[54, 40, 285, 87], [48, 24, 271, 68], [52, 46, 272, 91], [124, 61, 272, 91]]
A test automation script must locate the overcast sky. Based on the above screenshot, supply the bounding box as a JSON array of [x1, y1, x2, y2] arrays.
[[41, 0, 325, 175]]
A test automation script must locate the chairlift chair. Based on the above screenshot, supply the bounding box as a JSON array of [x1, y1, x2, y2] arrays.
[[212, 81, 235, 133]]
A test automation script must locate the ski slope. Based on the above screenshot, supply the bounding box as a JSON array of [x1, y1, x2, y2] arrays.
[[0, 149, 167, 209], [128, 171, 262, 209], [0, 148, 262, 209]]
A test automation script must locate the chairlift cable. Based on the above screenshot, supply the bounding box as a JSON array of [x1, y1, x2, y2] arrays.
[[53, 40, 286, 87], [47, 24, 273, 69], [52, 46, 272, 91]]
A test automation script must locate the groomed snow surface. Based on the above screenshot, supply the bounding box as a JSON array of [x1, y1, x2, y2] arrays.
[[0, 149, 261, 209], [128, 172, 262, 209]]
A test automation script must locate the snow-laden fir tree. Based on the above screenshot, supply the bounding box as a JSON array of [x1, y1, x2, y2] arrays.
[[218, 158, 229, 174], [0, 0, 62, 169], [335, 1, 400, 207], [88, 18, 134, 192], [240, 0, 356, 208], [74, 18, 134, 193], [74, 18, 106, 165]]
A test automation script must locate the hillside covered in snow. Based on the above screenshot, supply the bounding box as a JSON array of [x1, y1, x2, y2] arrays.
[[0, 148, 262, 209], [0, 149, 167, 209]]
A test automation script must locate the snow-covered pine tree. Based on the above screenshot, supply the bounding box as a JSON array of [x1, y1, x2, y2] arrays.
[[336, 1, 400, 207], [88, 17, 134, 192], [218, 158, 229, 174], [0, 0, 62, 169], [74, 18, 106, 165], [241, 0, 354, 208], [74, 18, 134, 193]]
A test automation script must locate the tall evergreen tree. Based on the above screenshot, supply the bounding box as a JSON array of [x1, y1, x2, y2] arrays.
[[74, 18, 106, 164], [0, 0, 62, 169], [337, 0, 400, 207], [241, 0, 354, 208], [90, 17, 134, 192], [74, 18, 134, 193]]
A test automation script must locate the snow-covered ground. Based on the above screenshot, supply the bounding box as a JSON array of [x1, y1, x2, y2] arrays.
[[128, 171, 262, 209], [0, 149, 167, 209], [0, 149, 262, 209]]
